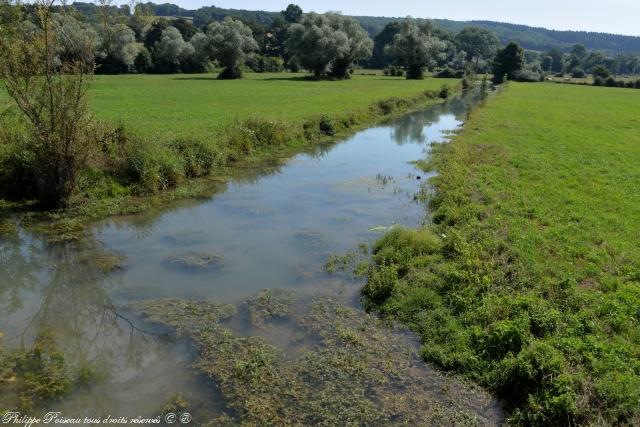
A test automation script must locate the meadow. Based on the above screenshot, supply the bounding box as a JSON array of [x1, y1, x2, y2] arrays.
[[364, 83, 640, 424], [85, 73, 453, 139], [0, 73, 457, 210]]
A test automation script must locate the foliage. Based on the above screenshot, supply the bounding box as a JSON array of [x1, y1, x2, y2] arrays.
[[364, 83, 640, 425], [455, 27, 500, 71], [389, 18, 446, 79], [151, 26, 194, 73], [0, 0, 101, 207], [281, 3, 302, 24], [203, 17, 258, 79], [286, 13, 373, 79], [491, 42, 525, 83]]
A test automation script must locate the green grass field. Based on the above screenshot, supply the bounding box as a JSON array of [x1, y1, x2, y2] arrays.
[[0, 72, 457, 209], [86, 73, 455, 139], [364, 83, 640, 424]]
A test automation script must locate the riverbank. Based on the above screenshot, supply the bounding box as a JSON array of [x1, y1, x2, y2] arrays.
[[363, 82, 640, 425], [1, 90, 500, 423], [0, 74, 458, 239]]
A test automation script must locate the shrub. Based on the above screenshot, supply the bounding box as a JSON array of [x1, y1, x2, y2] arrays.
[[571, 68, 586, 78], [0, 3, 100, 207], [319, 115, 336, 136], [438, 85, 451, 98], [592, 65, 610, 79], [435, 68, 464, 78], [512, 69, 543, 82]]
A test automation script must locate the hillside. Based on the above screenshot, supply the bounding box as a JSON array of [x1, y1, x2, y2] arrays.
[[72, 2, 640, 54]]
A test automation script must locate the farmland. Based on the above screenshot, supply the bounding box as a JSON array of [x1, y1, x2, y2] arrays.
[[364, 82, 640, 424]]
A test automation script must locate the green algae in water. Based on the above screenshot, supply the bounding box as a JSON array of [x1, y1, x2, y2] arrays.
[[131, 292, 502, 426]]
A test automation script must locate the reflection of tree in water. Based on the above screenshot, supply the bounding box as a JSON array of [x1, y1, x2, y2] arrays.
[[0, 233, 151, 411], [390, 89, 484, 146]]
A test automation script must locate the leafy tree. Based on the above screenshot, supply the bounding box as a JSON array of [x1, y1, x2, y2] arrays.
[[170, 18, 197, 41], [546, 48, 564, 73], [325, 14, 373, 79], [491, 42, 524, 83], [51, 13, 99, 65], [282, 4, 302, 24], [592, 64, 610, 79], [134, 46, 153, 72], [286, 13, 372, 79], [203, 17, 258, 79], [142, 19, 168, 49], [96, 23, 139, 73], [565, 54, 582, 73], [265, 15, 288, 58], [0, 0, 100, 207], [455, 27, 500, 71], [371, 21, 402, 69], [541, 55, 553, 72], [388, 18, 446, 79], [152, 26, 194, 73], [584, 51, 604, 72], [571, 43, 587, 60]]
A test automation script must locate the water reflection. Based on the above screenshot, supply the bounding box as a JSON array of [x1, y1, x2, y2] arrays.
[[0, 89, 484, 418]]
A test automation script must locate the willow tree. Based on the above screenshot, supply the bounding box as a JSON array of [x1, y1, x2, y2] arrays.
[[388, 18, 446, 79], [326, 14, 373, 79], [204, 17, 258, 79], [0, 0, 99, 207], [286, 13, 373, 80]]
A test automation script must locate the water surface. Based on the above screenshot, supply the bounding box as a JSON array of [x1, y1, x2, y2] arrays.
[[0, 92, 497, 422]]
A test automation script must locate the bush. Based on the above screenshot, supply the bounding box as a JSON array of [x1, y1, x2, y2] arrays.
[[383, 66, 404, 77], [571, 68, 586, 78], [435, 68, 464, 78], [592, 65, 610, 79], [438, 86, 451, 98], [512, 69, 543, 82], [319, 115, 336, 136], [246, 55, 285, 73]]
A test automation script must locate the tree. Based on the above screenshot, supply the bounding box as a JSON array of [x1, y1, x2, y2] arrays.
[[0, 0, 100, 207], [96, 23, 139, 73], [371, 21, 401, 69], [152, 26, 194, 73], [592, 65, 610, 79], [571, 44, 587, 60], [388, 18, 446, 79], [546, 48, 564, 73], [455, 27, 500, 71], [541, 55, 553, 72], [491, 42, 524, 83], [325, 14, 373, 79], [282, 4, 302, 24], [285, 13, 372, 79], [204, 17, 258, 79], [170, 18, 197, 41]]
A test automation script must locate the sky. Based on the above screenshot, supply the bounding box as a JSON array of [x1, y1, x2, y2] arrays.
[[166, 0, 640, 36]]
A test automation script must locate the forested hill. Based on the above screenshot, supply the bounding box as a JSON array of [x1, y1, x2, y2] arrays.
[[72, 2, 640, 53]]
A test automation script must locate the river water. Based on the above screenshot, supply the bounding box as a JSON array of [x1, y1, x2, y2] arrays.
[[0, 90, 500, 423]]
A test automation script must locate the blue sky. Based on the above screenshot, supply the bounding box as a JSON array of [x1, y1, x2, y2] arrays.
[[168, 0, 640, 36]]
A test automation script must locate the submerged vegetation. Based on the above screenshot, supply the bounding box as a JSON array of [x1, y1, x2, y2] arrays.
[[131, 291, 501, 425], [363, 83, 640, 425]]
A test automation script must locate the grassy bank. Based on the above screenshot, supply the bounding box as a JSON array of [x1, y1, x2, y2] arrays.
[[0, 73, 457, 224], [363, 83, 640, 425]]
